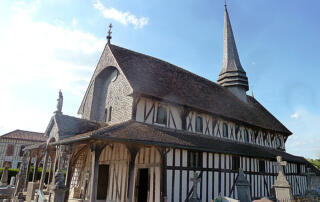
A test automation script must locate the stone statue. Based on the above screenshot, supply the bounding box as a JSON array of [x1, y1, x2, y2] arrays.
[[55, 90, 63, 114], [53, 170, 66, 190]]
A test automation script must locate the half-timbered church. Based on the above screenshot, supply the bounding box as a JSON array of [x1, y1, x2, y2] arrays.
[[19, 5, 317, 202]]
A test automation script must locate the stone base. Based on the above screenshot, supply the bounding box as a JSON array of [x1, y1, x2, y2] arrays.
[[50, 188, 67, 202], [271, 185, 292, 201]]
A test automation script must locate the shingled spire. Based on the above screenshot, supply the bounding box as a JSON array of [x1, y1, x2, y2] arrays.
[[218, 5, 249, 102]]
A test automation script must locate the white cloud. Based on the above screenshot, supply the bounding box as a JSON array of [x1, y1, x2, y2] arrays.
[[290, 112, 300, 119], [93, 0, 149, 29], [285, 108, 320, 159], [0, 1, 105, 134]]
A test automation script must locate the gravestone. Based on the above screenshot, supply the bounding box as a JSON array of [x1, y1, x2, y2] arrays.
[[188, 172, 201, 202], [13, 151, 29, 201], [271, 156, 292, 201], [305, 168, 320, 198], [236, 168, 251, 202], [26, 182, 39, 202], [9, 177, 16, 187], [0, 166, 9, 187]]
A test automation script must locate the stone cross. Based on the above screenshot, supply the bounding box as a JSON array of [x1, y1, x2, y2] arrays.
[[271, 156, 292, 201], [236, 168, 251, 202], [190, 172, 201, 201], [276, 156, 287, 176]]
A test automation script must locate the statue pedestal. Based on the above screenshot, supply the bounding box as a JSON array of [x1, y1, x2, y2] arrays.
[[50, 186, 67, 202], [271, 184, 292, 201]]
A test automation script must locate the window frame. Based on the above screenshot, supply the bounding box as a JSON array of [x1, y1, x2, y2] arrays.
[[259, 160, 265, 173], [6, 144, 14, 156], [223, 123, 228, 138], [232, 156, 240, 171], [244, 129, 249, 143], [108, 106, 112, 122], [155, 105, 167, 125], [195, 116, 203, 133], [187, 151, 203, 169]]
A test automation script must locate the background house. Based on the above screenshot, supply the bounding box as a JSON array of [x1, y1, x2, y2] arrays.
[[0, 130, 47, 168]]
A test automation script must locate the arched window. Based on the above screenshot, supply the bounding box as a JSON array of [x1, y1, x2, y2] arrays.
[[195, 116, 203, 133], [244, 129, 249, 142], [156, 105, 167, 125], [223, 123, 228, 137]]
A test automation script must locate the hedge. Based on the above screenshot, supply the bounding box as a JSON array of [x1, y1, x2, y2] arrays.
[[0, 167, 50, 183]]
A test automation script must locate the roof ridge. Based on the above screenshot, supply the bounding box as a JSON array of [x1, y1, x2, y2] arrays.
[[109, 44, 225, 90]]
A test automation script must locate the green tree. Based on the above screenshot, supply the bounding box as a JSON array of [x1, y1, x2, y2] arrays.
[[307, 158, 320, 170]]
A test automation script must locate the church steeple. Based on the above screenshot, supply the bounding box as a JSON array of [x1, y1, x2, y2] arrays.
[[217, 5, 249, 102]]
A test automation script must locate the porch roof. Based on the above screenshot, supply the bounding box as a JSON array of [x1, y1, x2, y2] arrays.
[[52, 120, 308, 164]]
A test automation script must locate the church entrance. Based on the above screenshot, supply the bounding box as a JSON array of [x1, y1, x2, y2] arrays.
[[97, 164, 109, 200], [136, 168, 149, 202]]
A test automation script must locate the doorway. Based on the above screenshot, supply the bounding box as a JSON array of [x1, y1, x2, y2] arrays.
[[97, 164, 109, 200], [136, 168, 149, 202]]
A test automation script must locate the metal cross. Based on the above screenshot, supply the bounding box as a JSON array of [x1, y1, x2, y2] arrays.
[[107, 23, 112, 44]]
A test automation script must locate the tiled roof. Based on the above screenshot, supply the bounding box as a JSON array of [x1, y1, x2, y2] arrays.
[[1, 130, 47, 142], [56, 121, 303, 164], [108, 44, 291, 135]]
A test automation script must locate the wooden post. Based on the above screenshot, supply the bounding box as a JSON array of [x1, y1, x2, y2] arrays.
[[32, 157, 40, 182], [89, 143, 105, 202], [64, 151, 74, 202], [24, 155, 32, 190], [47, 158, 54, 185], [39, 149, 49, 189], [127, 148, 138, 202]]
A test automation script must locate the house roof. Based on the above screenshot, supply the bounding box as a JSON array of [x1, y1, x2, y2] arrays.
[[55, 121, 303, 163], [108, 44, 291, 135], [1, 130, 47, 142], [45, 113, 106, 140]]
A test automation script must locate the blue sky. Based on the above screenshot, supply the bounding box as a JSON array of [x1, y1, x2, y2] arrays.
[[0, 0, 319, 159]]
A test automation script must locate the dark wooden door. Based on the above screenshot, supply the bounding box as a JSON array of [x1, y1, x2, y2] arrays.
[[97, 164, 109, 200], [137, 168, 149, 202]]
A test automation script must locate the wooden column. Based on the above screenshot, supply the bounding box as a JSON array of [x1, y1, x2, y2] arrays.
[[32, 157, 40, 182], [47, 158, 54, 185], [89, 143, 105, 202], [64, 151, 74, 202], [127, 147, 138, 202], [24, 154, 32, 189], [39, 149, 49, 189]]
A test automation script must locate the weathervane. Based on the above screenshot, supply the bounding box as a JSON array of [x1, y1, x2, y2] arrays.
[[107, 23, 112, 44]]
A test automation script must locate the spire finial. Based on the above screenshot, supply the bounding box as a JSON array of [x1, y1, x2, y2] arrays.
[[107, 23, 112, 44], [224, 0, 227, 8]]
